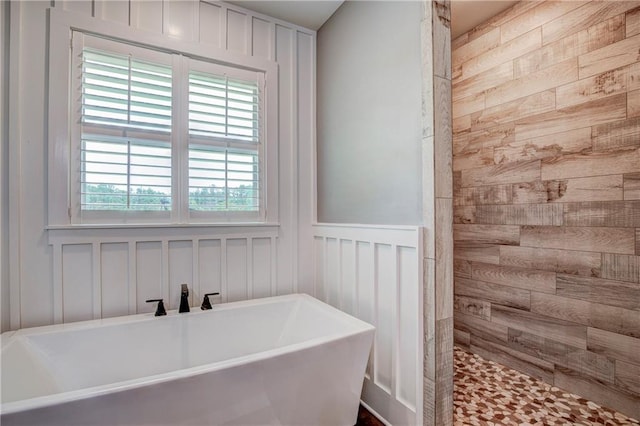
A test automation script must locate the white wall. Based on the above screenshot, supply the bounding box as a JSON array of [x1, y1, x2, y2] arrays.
[[6, 0, 315, 328], [316, 1, 423, 225]]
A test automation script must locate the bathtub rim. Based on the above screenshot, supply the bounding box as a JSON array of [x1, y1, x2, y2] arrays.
[[1, 293, 375, 416]]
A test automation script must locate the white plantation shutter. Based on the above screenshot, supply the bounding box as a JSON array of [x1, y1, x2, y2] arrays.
[[69, 32, 270, 223], [187, 64, 262, 215], [81, 49, 172, 132], [78, 37, 173, 213]]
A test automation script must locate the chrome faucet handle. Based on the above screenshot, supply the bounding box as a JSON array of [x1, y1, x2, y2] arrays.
[[201, 292, 220, 310], [145, 299, 167, 316]]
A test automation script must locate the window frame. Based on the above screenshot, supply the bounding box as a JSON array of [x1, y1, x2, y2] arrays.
[[48, 9, 279, 227]]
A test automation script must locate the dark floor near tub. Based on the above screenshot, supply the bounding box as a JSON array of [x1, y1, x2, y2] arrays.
[[357, 347, 640, 425], [355, 405, 385, 426]]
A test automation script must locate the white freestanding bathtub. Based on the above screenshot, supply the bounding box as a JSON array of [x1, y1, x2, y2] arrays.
[[1, 294, 375, 426]]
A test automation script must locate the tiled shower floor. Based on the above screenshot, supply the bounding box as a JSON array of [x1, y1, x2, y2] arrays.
[[453, 346, 639, 426], [357, 346, 639, 425]]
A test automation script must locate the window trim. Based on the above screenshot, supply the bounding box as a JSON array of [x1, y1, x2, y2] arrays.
[[48, 8, 279, 227]]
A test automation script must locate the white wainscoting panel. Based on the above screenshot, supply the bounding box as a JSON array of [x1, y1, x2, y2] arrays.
[[313, 224, 423, 426], [8, 0, 315, 328], [49, 226, 279, 323]]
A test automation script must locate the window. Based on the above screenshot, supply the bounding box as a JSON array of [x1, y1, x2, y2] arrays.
[[61, 31, 274, 225]]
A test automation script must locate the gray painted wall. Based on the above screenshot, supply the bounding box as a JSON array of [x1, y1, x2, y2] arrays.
[[316, 1, 423, 225], [1, 0, 9, 333]]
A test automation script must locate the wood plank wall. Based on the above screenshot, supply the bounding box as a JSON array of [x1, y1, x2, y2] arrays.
[[452, 1, 640, 419]]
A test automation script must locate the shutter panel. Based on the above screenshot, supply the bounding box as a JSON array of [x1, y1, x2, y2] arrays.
[[187, 69, 261, 213], [80, 47, 172, 211], [188, 71, 259, 142]]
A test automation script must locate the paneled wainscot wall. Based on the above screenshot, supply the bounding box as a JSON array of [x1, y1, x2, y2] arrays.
[[6, 0, 315, 328], [313, 224, 422, 426], [452, 1, 640, 419]]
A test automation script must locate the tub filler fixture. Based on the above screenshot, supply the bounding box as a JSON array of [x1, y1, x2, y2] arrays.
[[1, 294, 375, 426]]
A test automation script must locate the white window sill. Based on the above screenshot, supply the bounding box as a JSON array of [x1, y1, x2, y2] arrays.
[[46, 222, 279, 231], [46, 223, 280, 245]]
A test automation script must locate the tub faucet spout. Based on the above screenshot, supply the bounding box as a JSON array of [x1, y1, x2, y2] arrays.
[[179, 284, 190, 313]]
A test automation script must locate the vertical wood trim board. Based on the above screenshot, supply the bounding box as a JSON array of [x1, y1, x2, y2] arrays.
[[49, 227, 279, 319], [453, 0, 640, 420], [313, 224, 423, 426]]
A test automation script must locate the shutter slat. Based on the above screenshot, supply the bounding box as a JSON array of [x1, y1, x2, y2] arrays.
[[188, 71, 258, 142]]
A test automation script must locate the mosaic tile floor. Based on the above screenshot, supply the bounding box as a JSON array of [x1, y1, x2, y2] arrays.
[[357, 346, 639, 425], [453, 346, 640, 426]]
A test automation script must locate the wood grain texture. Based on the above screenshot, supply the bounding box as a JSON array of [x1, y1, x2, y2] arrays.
[[592, 117, 640, 152], [454, 123, 514, 155], [494, 127, 592, 165], [530, 291, 589, 325], [472, 90, 555, 131], [453, 224, 520, 245], [455, 311, 508, 345], [556, 66, 629, 109], [452, 27, 499, 68], [628, 89, 640, 118], [545, 175, 623, 203], [485, 58, 576, 109], [541, 147, 640, 181], [577, 13, 626, 55], [514, 32, 583, 79], [466, 1, 540, 42], [542, 1, 636, 46], [500, 1, 585, 44], [473, 204, 563, 226], [556, 273, 640, 311], [615, 360, 640, 395], [453, 1, 640, 414], [452, 114, 470, 134], [555, 367, 640, 420], [508, 329, 615, 384], [470, 337, 555, 383], [453, 328, 471, 347], [520, 225, 636, 254], [471, 262, 556, 293], [454, 244, 500, 265], [500, 245, 601, 277], [460, 159, 540, 187], [563, 201, 640, 227], [630, 62, 640, 91], [491, 305, 588, 349], [601, 253, 640, 283], [454, 295, 490, 321], [462, 28, 541, 80], [510, 176, 624, 204], [455, 276, 530, 310], [590, 303, 640, 339], [515, 93, 627, 142], [435, 198, 453, 319], [434, 77, 453, 199], [514, 14, 625, 79], [452, 147, 494, 172], [579, 33, 640, 79], [587, 327, 640, 366], [622, 173, 640, 200], [452, 92, 485, 119], [453, 259, 472, 278], [627, 6, 640, 38], [453, 205, 476, 224], [454, 184, 512, 206], [453, 61, 513, 102]]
